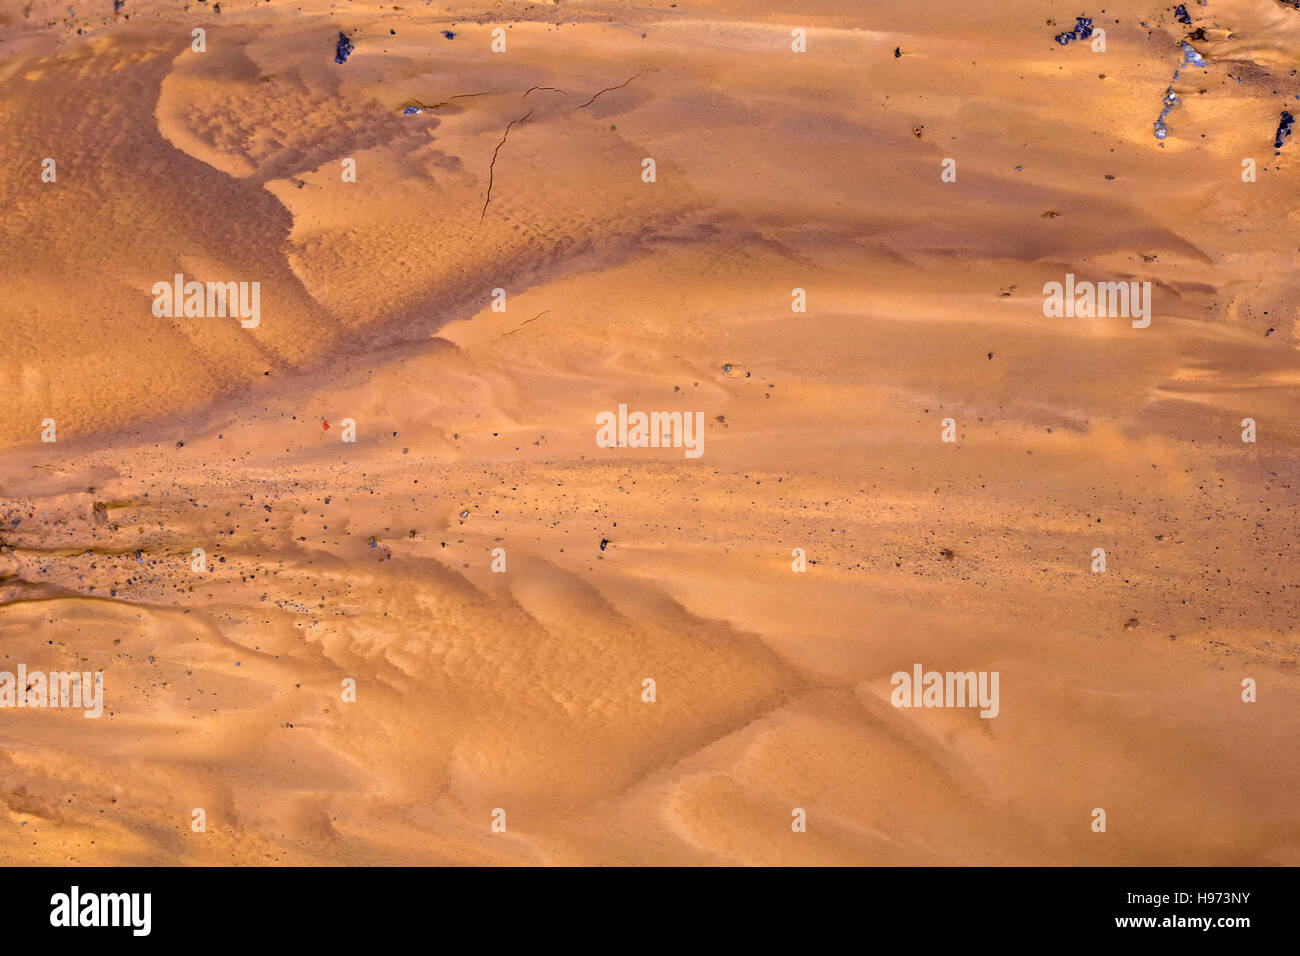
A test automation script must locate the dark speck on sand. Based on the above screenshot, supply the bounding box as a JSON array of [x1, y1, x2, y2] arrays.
[[442, 30, 456, 40]]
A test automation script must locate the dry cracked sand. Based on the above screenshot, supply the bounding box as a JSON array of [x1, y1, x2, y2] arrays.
[[0, 0, 1297, 865]]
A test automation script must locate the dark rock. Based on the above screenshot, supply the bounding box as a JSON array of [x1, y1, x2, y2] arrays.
[[1276, 110, 1295, 149], [1055, 16, 1094, 45], [335, 31, 354, 64]]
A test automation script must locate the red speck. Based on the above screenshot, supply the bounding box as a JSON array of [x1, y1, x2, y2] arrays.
[[322, 421, 330, 430]]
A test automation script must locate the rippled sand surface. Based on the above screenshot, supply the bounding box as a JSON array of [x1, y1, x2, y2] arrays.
[[0, 0, 1297, 864]]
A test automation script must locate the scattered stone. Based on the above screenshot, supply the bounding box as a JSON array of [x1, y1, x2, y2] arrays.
[[1154, 42, 1207, 139], [1055, 16, 1093, 45], [1275, 110, 1294, 149], [1180, 40, 1206, 68], [335, 31, 354, 65]]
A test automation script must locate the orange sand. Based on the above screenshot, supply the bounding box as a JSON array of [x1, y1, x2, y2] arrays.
[[0, 0, 1297, 865]]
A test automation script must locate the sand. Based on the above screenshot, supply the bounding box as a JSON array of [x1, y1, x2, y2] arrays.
[[0, 0, 1297, 865]]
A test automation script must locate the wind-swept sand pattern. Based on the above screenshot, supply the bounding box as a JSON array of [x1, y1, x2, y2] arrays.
[[0, 0, 1297, 865]]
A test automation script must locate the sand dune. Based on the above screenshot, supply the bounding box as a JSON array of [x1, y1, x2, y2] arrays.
[[0, 0, 1297, 865]]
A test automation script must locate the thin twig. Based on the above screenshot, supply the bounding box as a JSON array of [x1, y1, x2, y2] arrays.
[[499, 310, 550, 338], [480, 109, 534, 223], [574, 71, 645, 110]]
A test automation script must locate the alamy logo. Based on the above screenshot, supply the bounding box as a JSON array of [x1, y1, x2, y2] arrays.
[[595, 403, 705, 459], [50, 887, 150, 936], [1043, 273, 1151, 328], [0, 666, 103, 718], [890, 663, 999, 718], [152, 273, 260, 328]]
